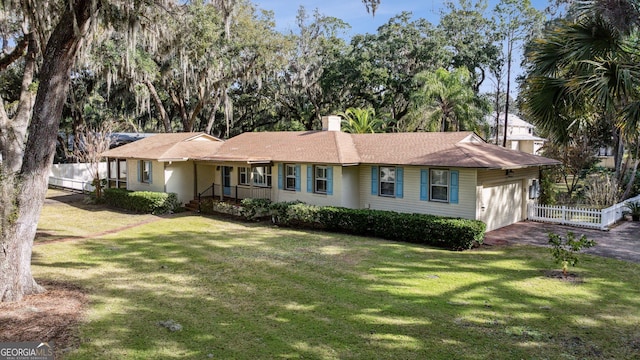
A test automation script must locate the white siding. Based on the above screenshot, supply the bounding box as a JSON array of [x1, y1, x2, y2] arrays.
[[275, 163, 343, 207], [341, 166, 360, 208], [127, 159, 165, 193], [358, 165, 477, 220], [194, 162, 217, 194], [164, 161, 194, 205]]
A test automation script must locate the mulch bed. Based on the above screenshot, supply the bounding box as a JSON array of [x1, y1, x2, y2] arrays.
[[0, 280, 88, 358]]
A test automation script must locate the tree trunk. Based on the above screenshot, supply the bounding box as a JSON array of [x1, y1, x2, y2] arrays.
[[143, 79, 172, 133], [0, 0, 96, 302], [502, 42, 513, 148], [205, 89, 223, 134]]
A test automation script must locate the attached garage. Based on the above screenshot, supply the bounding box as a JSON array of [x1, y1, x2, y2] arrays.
[[479, 180, 525, 231]]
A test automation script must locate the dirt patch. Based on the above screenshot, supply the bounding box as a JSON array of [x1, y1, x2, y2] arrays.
[[0, 280, 88, 358], [543, 270, 584, 283]]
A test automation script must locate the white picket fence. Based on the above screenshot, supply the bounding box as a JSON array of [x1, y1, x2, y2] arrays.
[[528, 194, 640, 230]]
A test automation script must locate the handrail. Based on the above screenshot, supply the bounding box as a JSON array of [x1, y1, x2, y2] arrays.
[[197, 182, 215, 212]]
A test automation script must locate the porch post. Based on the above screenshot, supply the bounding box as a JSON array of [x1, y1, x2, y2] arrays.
[[220, 165, 224, 201], [193, 162, 198, 199], [250, 164, 254, 199]]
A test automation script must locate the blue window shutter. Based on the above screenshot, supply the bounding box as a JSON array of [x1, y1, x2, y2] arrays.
[[307, 165, 313, 192], [277, 164, 283, 190], [327, 166, 333, 195], [148, 161, 153, 184], [420, 169, 428, 201], [295, 164, 301, 191], [137, 161, 142, 183], [371, 166, 378, 195], [395, 167, 403, 198], [450, 170, 459, 204]]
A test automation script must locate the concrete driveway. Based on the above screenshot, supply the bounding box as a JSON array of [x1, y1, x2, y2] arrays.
[[484, 220, 640, 263]]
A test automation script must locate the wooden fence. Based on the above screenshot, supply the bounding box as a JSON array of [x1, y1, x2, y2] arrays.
[[527, 194, 640, 230]]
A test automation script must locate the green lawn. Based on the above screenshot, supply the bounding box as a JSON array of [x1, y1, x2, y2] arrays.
[[33, 191, 640, 359]]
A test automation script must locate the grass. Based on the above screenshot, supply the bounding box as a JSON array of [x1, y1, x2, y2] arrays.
[[33, 191, 640, 359], [37, 189, 158, 241]]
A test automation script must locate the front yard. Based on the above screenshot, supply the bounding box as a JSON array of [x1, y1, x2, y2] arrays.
[[10, 190, 640, 358]]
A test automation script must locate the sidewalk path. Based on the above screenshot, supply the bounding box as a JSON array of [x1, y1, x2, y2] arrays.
[[484, 220, 640, 263]]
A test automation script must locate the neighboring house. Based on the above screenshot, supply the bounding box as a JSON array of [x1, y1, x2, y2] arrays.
[[596, 146, 616, 169], [487, 113, 546, 155], [102, 116, 559, 231]]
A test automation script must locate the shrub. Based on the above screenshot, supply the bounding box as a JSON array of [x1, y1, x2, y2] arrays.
[[199, 198, 244, 217], [240, 198, 272, 220], [103, 188, 179, 214], [548, 231, 596, 277], [268, 202, 485, 251], [583, 172, 619, 208]]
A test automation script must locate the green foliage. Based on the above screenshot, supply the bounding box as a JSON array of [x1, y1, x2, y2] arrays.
[[538, 169, 557, 205], [198, 198, 244, 217], [258, 201, 485, 250], [338, 107, 385, 133], [240, 198, 272, 219], [548, 231, 596, 276], [103, 188, 179, 215], [624, 201, 640, 216], [404, 67, 489, 133]]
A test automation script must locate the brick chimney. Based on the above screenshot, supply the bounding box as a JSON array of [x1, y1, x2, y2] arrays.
[[322, 115, 341, 132]]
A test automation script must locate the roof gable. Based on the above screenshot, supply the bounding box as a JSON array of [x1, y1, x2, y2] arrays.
[[102, 132, 223, 161]]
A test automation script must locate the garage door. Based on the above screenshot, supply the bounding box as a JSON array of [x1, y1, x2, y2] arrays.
[[481, 181, 524, 231]]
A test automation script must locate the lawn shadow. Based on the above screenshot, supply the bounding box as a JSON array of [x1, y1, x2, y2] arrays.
[[32, 215, 640, 359]]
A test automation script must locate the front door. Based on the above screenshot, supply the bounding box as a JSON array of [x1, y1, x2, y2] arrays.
[[223, 166, 232, 196]]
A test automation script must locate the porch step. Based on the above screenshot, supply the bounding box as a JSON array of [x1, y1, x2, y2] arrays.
[[185, 199, 201, 212]]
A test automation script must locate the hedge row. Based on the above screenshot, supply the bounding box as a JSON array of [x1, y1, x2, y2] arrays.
[[103, 188, 179, 214], [204, 199, 484, 251]]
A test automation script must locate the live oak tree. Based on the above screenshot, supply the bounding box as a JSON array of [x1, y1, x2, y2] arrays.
[[0, 0, 383, 303], [344, 12, 451, 127], [438, 0, 501, 92], [0, 0, 170, 302], [0, 0, 99, 302]]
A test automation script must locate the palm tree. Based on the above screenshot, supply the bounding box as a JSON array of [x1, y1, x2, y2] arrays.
[[521, 0, 640, 198], [338, 107, 385, 133], [404, 67, 488, 133]]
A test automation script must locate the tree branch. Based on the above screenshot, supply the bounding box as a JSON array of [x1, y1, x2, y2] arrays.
[[0, 37, 28, 71]]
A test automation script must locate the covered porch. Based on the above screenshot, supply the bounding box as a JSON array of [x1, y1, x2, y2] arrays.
[[191, 161, 274, 208]]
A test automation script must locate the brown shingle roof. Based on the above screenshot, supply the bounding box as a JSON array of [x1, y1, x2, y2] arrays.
[[103, 130, 559, 169], [350, 131, 558, 168], [205, 131, 360, 164], [102, 133, 223, 161]]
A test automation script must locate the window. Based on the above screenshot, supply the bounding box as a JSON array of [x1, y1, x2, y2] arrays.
[[285, 164, 297, 190], [139, 160, 152, 184], [239, 167, 249, 185], [430, 169, 449, 202], [107, 159, 128, 189], [315, 165, 327, 194], [252, 166, 272, 187], [239, 166, 272, 187], [379, 166, 395, 197]]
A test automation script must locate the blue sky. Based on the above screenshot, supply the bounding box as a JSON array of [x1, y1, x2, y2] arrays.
[[252, 0, 552, 96], [253, 0, 550, 35]]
